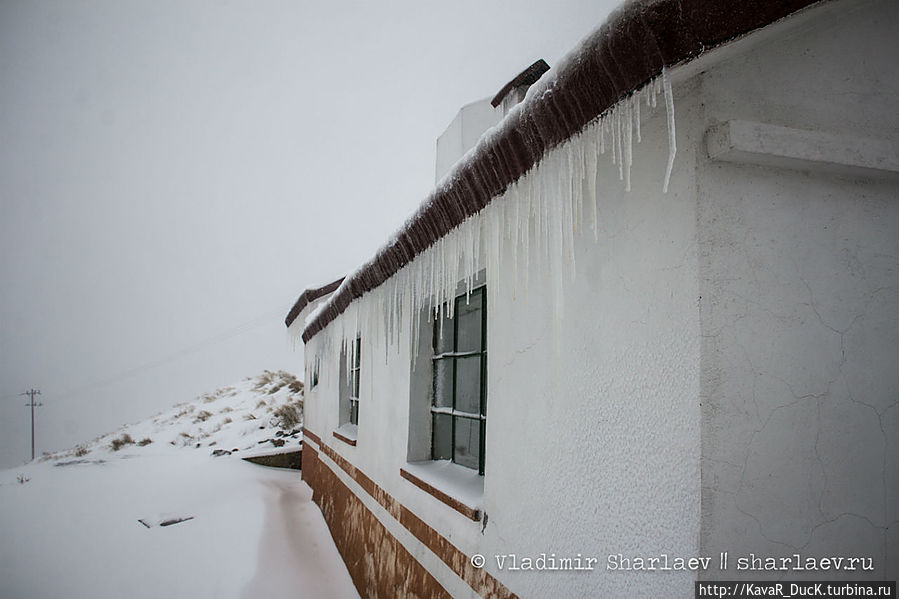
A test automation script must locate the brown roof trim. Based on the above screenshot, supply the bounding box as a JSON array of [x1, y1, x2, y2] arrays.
[[302, 0, 823, 343], [284, 277, 345, 328], [490, 59, 551, 108]]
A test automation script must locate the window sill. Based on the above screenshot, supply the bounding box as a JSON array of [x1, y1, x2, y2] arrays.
[[400, 460, 483, 522], [333, 423, 357, 447]]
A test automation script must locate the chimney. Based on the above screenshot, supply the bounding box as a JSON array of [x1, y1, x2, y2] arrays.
[[435, 59, 550, 184]]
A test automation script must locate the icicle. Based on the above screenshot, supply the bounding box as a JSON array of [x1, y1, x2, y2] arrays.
[[634, 93, 642, 143], [508, 183, 520, 296], [624, 98, 633, 192], [304, 69, 680, 377], [610, 112, 617, 166], [662, 67, 677, 193], [521, 177, 530, 291], [572, 135, 584, 237], [616, 106, 624, 181], [585, 122, 598, 241], [496, 196, 505, 284], [599, 114, 606, 154]]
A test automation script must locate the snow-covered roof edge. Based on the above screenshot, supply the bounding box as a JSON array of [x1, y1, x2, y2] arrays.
[[299, 0, 825, 344], [490, 59, 550, 108], [284, 277, 345, 328]]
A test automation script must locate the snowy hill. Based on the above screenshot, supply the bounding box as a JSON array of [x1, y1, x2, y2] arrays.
[[44, 370, 305, 465], [0, 371, 359, 599]]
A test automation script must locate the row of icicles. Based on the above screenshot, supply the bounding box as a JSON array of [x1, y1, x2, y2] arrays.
[[297, 69, 676, 385]]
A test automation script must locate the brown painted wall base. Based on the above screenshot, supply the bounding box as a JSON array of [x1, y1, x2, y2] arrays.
[[302, 442, 452, 599]]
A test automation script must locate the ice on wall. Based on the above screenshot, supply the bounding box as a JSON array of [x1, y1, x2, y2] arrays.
[[293, 69, 676, 383]]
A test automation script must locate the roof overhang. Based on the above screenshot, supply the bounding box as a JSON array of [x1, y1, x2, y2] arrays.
[[300, 0, 828, 344], [284, 277, 345, 329]]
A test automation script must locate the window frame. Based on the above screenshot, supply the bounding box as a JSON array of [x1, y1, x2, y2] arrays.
[[430, 285, 487, 475], [310, 355, 320, 389], [348, 336, 361, 426]]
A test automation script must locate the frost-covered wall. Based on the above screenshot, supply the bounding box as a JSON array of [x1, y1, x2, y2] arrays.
[[696, 0, 899, 579]]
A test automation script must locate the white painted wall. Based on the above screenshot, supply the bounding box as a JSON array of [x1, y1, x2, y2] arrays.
[[477, 88, 703, 598], [305, 80, 703, 597], [301, 0, 898, 594], [695, 0, 899, 580], [435, 98, 502, 184]]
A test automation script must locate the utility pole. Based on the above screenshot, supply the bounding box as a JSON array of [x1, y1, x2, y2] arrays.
[[20, 389, 42, 461]]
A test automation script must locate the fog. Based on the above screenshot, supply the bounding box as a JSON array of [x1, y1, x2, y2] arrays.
[[0, 0, 616, 468]]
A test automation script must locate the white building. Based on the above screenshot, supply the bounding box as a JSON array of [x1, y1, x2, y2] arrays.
[[286, 0, 898, 596]]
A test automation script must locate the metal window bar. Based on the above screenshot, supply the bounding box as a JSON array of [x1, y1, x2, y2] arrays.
[[349, 336, 361, 425], [431, 287, 487, 474], [311, 356, 320, 388]]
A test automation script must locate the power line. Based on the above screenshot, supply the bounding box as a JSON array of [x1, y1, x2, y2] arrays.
[[3, 300, 296, 418], [20, 389, 42, 461], [52, 304, 288, 401]]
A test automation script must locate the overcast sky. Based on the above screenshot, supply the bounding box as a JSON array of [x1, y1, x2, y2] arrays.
[[0, 0, 617, 468]]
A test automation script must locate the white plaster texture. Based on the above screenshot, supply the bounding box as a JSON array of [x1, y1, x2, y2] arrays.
[[696, 0, 899, 581], [299, 0, 899, 594], [305, 78, 702, 597], [435, 98, 502, 184], [478, 90, 702, 599]]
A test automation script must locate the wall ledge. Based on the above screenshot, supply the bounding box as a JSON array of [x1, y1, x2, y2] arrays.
[[706, 120, 899, 178], [400, 467, 481, 522], [333, 430, 357, 447]]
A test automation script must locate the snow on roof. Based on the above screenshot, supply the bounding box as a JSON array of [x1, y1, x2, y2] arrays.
[[284, 277, 345, 328], [490, 59, 550, 108], [297, 0, 825, 344]]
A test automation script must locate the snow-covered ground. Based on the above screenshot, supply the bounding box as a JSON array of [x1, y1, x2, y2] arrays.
[[0, 371, 359, 599]]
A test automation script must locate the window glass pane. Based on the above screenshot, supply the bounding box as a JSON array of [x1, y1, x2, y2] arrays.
[[432, 359, 453, 409], [456, 289, 483, 353], [453, 416, 480, 470], [433, 310, 454, 355], [352, 368, 360, 399], [432, 414, 452, 460], [350, 399, 358, 425], [454, 356, 481, 415]]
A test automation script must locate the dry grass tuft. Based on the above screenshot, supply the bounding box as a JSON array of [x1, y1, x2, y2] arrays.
[[194, 410, 213, 423], [110, 434, 134, 451], [274, 403, 302, 429]]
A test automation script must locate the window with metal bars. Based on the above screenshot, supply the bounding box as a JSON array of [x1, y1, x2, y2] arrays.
[[431, 286, 486, 474], [310, 355, 320, 389], [348, 336, 360, 425]]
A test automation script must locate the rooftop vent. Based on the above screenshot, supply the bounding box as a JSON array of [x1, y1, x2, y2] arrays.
[[490, 59, 550, 113]]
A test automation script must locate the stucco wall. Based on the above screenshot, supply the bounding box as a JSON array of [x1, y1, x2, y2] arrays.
[[435, 98, 502, 184], [298, 2, 898, 595], [303, 71, 703, 596], [696, 0, 899, 580], [477, 84, 703, 598]]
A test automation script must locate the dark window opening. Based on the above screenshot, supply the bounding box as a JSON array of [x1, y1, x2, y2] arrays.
[[431, 287, 487, 474], [348, 336, 360, 425]]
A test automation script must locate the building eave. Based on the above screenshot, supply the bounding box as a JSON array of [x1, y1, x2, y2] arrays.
[[302, 0, 827, 344], [284, 277, 345, 328]]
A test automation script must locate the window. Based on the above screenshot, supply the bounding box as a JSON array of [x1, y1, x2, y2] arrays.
[[310, 355, 320, 389], [347, 336, 361, 425], [431, 286, 486, 474]]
